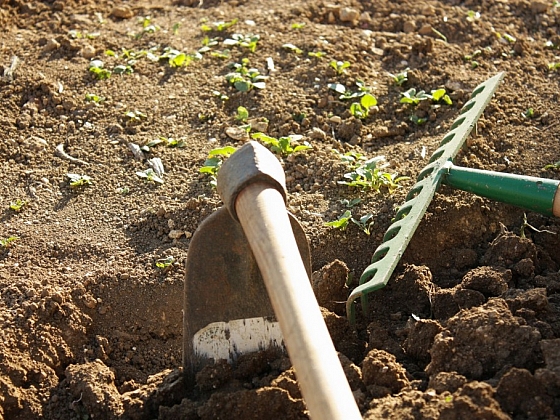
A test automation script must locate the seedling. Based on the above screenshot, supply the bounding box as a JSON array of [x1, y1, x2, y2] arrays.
[[548, 62, 560, 72], [136, 168, 163, 184], [466, 10, 481, 22], [89, 60, 111, 80], [236, 106, 249, 123], [328, 80, 372, 100], [212, 90, 229, 101], [113, 64, 134, 75], [223, 33, 260, 53], [10, 199, 26, 212], [156, 256, 175, 270], [85, 93, 105, 104], [410, 114, 428, 125], [349, 94, 377, 119], [283, 43, 303, 54], [543, 161, 560, 170], [291, 22, 306, 29], [330, 60, 351, 75], [124, 110, 147, 124], [160, 136, 186, 148], [172, 23, 181, 35], [400, 88, 430, 105], [351, 213, 374, 235], [199, 146, 237, 187], [251, 133, 312, 156], [338, 156, 409, 192], [340, 198, 362, 208], [520, 213, 555, 238], [325, 210, 352, 230], [210, 49, 231, 59], [225, 62, 267, 91], [134, 16, 160, 38], [199, 36, 219, 53], [308, 51, 326, 59], [0, 236, 18, 248], [66, 173, 93, 188], [332, 149, 367, 167], [431, 88, 452, 105], [200, 18, 238, 32], [523, 108, 535, 119], [388, 68, 409, 86], [160, 47, 193, 67]]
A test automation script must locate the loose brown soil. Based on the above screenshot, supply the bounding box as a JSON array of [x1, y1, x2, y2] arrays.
[[1, 0, 560, 419]]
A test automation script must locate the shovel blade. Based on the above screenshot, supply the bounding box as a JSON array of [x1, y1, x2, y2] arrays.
[[183, 206, 311, 379]]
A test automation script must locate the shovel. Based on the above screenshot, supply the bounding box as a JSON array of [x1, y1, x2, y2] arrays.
[[347, 71, 560, 322], [184, 142, 362, 420]]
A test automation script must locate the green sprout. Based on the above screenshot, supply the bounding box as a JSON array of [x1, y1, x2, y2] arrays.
[[10, 199, 26, 212], [210, 49, 231, 59], [236, 106, 249, 123], [124, 110, 147, 124], [466, 10, 481, 22], [308, 51, 326, 59], [338, 156, 409, 192], [340, 198, 362, 208], [523, 108, 535, 119], [89, 60, 111, 80], [328, 80, 372, 100], [325, 210, 352, 230], [66, 173, 93, 188], [160, 47, 194, 67], [199, 146, 237, 187], [330, 60, 351, 75], [212, 90, 229, 101], [388, 68, 409, 86], [332, 149, 367, 167], [548, 62, 560, 72], [431, 88, 452, 105], [282, 43, 303, 54], [520, 213, 555, 238], [351, 213, 374, 235], [225, 61, 267, 91], [200, 18, 238, 32], [291, 22, 306, 29], [410, 114, 428, 125], [172, 23, 181, 35], [85, 93, 105, 104], [349, 94, 377, 119], [113, 64, 134, 75], [136, 168, 163, 184], [223, 33, 260, 53], [400, 88, 430, 105], [156, 256, 175, 270], [199, 36, 219, 54], [0, 236, 19, 248], [251, 133, 312, 156], [543, 161, 560, 170]]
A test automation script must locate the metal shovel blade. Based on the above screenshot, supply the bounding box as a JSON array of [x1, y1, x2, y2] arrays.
[[183, 206, 311, 380]]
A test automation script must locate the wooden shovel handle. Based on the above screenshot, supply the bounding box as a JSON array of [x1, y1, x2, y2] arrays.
[[236, 182, 362, 420]]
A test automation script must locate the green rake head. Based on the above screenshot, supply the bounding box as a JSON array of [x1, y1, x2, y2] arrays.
[[346, 72, 506, 323]]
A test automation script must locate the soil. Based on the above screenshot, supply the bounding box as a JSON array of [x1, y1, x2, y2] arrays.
[[1, 0, 560, 419]]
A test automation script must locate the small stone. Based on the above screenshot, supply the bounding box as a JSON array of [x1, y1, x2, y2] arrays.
[[247, 119, 268, 133], [308, 127, 326, 140], [418, 25, 434, 36], [111, 5, 134, 19], [168, 230, 184, 239], [185, 231, 193, 239], [81, 45, 96, 59], [83, 294, 97, 309], [43, 39, 60, 52], [327, 11, 336, 24], [329, 115, 342, 124], [359, 12, 371, 22], [225, 126, 250, 141], [339, 7, 359, 22], [530, 1, 549, 13], [403, 21, 416, 33]]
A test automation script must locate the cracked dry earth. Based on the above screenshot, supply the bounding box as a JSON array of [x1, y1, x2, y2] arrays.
[[1, 0, 560, 419]]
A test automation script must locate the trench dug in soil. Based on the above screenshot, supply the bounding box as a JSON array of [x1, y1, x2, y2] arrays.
[[1, 0, 560, 419]]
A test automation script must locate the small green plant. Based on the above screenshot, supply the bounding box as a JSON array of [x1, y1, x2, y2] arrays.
[[225, 60, 267, 91], [223, 33, 260, 53], [156, 256, 175, 270], [330, 60, 351, 75], [136, 168, 163, 184], [291, 22, 306, 29], [117, 186, 130, 195], [543, 161, 560, 170], [89, 60, 111, 80], [466, 10, 481, 22], [308, 51, 326, 59], [172, 23, 181, 35], [282, 43, 303, 54], [66, 173, 93, 188], [400, 88, 431, 105], [0, 236, 18, 248], [212, 90, 229, 101], [338, 157, 409, 192], [332, 149, 367, 167], [349, 94, 377, 119], [523, 108, 535, 119], [236, 106, 249, 123], [145, 136, 186, 148], [9, 199, 26, 212], [325, 210, 352, 230], [328, 80, 372, 100], [351, 213, 374, 235], [199, 36, 219, 54], [431, 88, 452, 105], [113, 64, 134, 75], [124, 110, 147, 124], [160, 47, 194, 67], [200, 18, 238, 32], [199, 146, 237, 187], [85, 93, 105, 104], [388, 68, 409, 86], [251, 133, 312, 156], [340, 198, 362, 208], [548, 62, 560, 72], [410, 114, 428, 125]]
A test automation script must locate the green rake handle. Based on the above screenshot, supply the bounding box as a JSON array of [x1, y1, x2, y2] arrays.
[[444, 164, 560, 217]]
